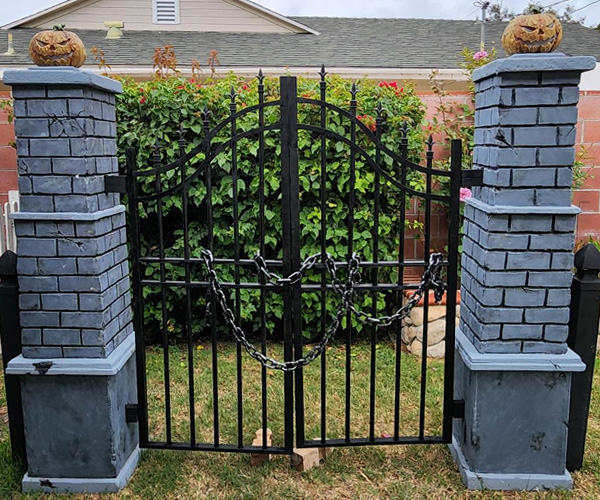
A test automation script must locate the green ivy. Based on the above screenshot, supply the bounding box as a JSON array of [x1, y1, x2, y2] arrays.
[[115, 73, 432, 344]]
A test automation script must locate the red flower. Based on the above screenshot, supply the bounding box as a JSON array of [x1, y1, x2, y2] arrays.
[[139, 96, 146, 104], [190, 78, 195, 83], [241, 83, 249, 91], [177, 85, 185, 89], [379, 82, 387, 87], [389, 81, 398, 88], [400, 87, 404, 92], [369, 124, 376, 132], [139, 88, 144, 93]]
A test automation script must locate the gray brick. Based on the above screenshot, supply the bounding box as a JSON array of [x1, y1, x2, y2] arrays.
[[15, 221, 35, 237], [41, 293, 78, 311], [75, 218, 113, 237], [539, 107, 578, 125], [535, 189, 571, 207], [483, 167, 511, 187], [529, 234, 573, 251], [47, 88, 84, 99], [39, 258, 77, 275], [49, 117, 94, 138], [70, 137, 105, 157], [12, 99, 27, 118], [61, 311, 111, 328], [43, 329, 81, 345], [489, 188, 536, 206], [560, 87, 579, 105], [528, 271, 572, 287], [19, 195, 54, 212], [59, 275, 107, 293], [18, 177, 32, 194], [22, 328, 42, 345], [556, 168, 573, 187], [481, 233, 529, 251], [35, 221, 75, 238], [68, 99, 103, 118], [73, 176, 105, 195], [19, 276, 58, 292], [16, 138, 28, 156], [28, 138, 70, 157], [542, 72, 582, 86], [512, 168, 556, 187], [505, 252, 550, 270], [545, 325, 569, 342], [101, 102, 116, 121], [19, 158, 52, 175], [476, 304, 523, 324], [58, 237, 105, 256], [22, 346, 63, 358], [558, 126, 577, 146], [18, 238, 56, 257], [502, 324, 543, 340], [513, 127, 558, 147], [77, 253, 115, 275], [547, 288, 571, 306], [15, 118, 50, 138], [82, 329, 105, 346], [12, 87, 46, 99], [96, 157, 117, 174], [32, 176, 72, 195], [17, 257, 38, 275], [27, 99, 68, 117], [551, 252, 574, 270], [19, 294, 40, 310], [511, 215, 552, 232], [525, 307, 570, 324], [52, 157, 96, 175], [474, 338, 522, 353], [498, 107, 537, 126], [21, 311, 60, 327], [515, 87, 559, 106], [537, 147, 575, 166], [63, 346, 106, 358], [54, 195, 99, 213], [522, 342, 567, 354], [504, 288, 546, 307]]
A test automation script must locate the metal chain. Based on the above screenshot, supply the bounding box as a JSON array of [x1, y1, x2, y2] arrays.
[[200, 250, 446, 371], [326, 252, 446, 328]]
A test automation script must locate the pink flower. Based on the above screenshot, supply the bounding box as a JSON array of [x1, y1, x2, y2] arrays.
[[460, 187, 472, 202], [473, 50, 488, 61]]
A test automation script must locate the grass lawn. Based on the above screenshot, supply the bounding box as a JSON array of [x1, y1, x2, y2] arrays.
[[2, 341, 600, 500]]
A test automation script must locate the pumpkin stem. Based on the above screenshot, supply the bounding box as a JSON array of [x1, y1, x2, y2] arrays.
[[53, 24, 66, 31]]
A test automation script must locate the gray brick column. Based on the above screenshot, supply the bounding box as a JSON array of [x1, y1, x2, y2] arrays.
[[450, 54, 595, 491], [3, 68, 139, 493]]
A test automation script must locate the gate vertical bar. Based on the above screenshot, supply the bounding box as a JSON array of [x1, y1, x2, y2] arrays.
[[0, 250, 26, 465], [127, 147, 149, 448], [442, 139, 461, 441], [280, 76, 301, 452]]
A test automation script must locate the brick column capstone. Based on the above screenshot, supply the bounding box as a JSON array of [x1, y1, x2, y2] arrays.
[[4, 67, 139, 494], [451, 53, 595, 491]]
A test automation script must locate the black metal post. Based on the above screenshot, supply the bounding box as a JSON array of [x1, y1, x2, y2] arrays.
[[567, 243, 600, 471], [0, 250, 27, 466]]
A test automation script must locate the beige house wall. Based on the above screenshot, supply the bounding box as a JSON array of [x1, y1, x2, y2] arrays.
[[21, 0, 301, 33]]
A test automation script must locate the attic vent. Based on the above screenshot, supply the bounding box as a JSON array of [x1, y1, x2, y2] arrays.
[[153, 0, 180, 24]]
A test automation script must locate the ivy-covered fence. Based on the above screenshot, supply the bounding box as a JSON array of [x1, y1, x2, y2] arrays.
[[115, 74, 444, 343]]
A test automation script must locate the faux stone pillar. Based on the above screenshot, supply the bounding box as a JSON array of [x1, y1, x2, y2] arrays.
[[451, 54, 595, 490], [3, 68, 139, 493]]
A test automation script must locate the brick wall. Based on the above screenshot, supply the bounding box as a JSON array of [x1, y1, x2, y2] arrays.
[[0, 90, 17, 205]]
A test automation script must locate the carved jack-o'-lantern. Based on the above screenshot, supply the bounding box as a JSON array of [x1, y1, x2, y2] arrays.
[[29, 25, 86, 68], [502, 13, 563, 55]]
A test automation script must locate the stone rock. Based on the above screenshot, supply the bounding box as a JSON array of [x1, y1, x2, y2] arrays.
[[415, 318, 446, 346], [408, 305, 447, 326], [409, 338, 446, 359], [401, 325, 417, 345]]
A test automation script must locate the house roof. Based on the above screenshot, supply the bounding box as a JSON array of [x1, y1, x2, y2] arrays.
[[1, 17, 599, 71], [1, 0, 319, 34]]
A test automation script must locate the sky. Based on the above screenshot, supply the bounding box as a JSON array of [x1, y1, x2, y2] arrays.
[[1, 0, 600, 27]]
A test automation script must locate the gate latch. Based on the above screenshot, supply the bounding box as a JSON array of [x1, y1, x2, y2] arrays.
[[126, 404, 138, 423], [461, 170, 484, 188], [105, 175, 127, 194], [453, 399, 465, 419]]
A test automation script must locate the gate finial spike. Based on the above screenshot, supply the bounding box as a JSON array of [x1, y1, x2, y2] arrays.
[[319, 64, 327, 81], [178, 123, 187, 146], [350, 82, 358, 101], [201, 104, 211, 122], [427, 134, 434, 150], [229, 86, 237, 102], [257, 68, 265, 84], [375, 102, 384, 119], [152, 138, 161, 164]]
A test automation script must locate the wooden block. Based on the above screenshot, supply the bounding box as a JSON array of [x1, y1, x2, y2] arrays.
[[291, 447, 321, 472], [250, 428, 272, 466], [311, 438, 333, 462]]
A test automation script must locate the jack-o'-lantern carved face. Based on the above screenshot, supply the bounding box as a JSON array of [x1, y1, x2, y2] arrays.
[[29, 25, 86, 67], [502, 13, 563, 55]]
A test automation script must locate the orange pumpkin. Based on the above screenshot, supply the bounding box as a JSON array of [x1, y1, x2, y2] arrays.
[[29, 25, 86, 68], [502, 12, 563, 55]]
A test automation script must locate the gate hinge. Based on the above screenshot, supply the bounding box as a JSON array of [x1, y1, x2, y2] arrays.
[[453, 399, 465, 419], [461, 169, 484, 188], [126, 404, 138, 423], [105, 175, 127, 194]]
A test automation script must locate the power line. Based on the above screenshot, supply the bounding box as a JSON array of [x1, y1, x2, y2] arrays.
[[544, 0, 572, 8], [463, 6, 480, 19], [571, 0, 600, 13]]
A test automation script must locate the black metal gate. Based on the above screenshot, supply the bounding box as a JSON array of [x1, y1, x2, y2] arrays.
[[126, 72, 462, 455]]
